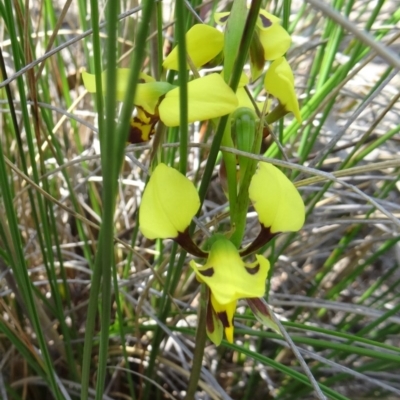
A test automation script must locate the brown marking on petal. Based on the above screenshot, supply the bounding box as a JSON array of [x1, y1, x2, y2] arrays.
[[199, 267, 214, 277], [206, 297, 215, 333], [248, 298, 271, 317], [259, 14, 272, 28], [175, 230, 208, 258], [137, 106, 157, 119], [263, 124, 272, 139], [250, 33, 266, 71], [138, 78, 146, 84], [219, 15, 229, 23], [217, 311, 231, 328], [128, 113, 159, 143], [240, 226, 276, 257], [245, 263, 260, 275], [128, 122, 147, 143]]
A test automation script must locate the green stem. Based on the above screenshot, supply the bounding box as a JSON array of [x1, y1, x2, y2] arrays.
[[198, 0, 262, 204], [175, 0, 188, 174]]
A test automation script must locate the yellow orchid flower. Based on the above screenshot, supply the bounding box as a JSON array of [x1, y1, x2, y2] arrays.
[[215, 9, 291, 80], [82, 69, 238, 141], [163, 24, 224, 70], [249, 162, 305, 233], [190, 235, 270, 344], [139, 162, 304, 344], [264, 57, 302, 123]]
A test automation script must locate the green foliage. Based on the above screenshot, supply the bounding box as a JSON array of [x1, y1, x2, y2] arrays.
[[0, 0, 399, 399]]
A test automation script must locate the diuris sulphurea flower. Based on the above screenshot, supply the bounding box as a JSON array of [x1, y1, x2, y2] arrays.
[[82, 70, 237, 143], [215, 9, 291, 81], [139, 163, 305, 344], [190, 235, 270, 344], [213, 10, 301, 122]]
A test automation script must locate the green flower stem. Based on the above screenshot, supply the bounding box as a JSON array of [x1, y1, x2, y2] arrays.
[[183, 285, 208, 400], [198, 0, 262, 204], [175, 0, 188, 174], [184, 5, 263, 394], [221, 118, 238, 219], [230, 112, 263, 248]]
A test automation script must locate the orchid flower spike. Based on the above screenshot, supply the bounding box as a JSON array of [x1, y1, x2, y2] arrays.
[[82, 70, 238, 142]]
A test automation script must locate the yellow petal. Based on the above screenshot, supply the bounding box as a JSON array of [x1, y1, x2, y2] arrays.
[[190, 236, 269, 305], [221, 70, 249, 88], [159, 73, 238, 127], [206, 294, 224, 346], [258, 24, 291, 60], [82, 69, 174, 114], [139, 163, 200, 239], [236, 87, 254, 110], [210, 296, 237, 344], [82, 69, 155, 94], [238, 73, 250, 87], [236, 88, 266, 112], [249, 162, 305, 233], [134, 81, 176, 114], [163, 25, 224, 70], [264, 57, 301, 122], [215, 10, 281, 30], [257, 10, 281, 30], [82, 71, 98, 93]]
